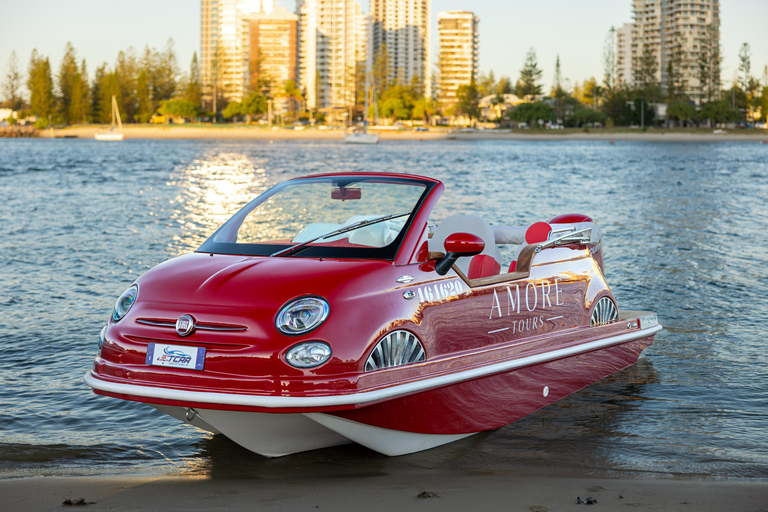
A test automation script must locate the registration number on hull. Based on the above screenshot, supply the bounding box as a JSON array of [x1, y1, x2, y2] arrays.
[[146, 343, 205, 371]]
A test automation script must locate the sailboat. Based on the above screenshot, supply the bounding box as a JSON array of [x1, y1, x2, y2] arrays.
[[94, 95, 125, 141], [345, 72, 379, 144]]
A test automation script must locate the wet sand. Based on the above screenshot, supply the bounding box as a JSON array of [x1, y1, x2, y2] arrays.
[[45, 124, 768, 142], [2, 472, 766, 511]]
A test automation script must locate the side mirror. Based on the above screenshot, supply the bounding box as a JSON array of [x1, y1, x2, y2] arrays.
[[435, 233, 485, 276]]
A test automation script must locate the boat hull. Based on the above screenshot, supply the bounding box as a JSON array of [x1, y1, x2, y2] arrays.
[[94, 132, 125, 141], [344, 133, 379, 144], [87, 324, 658, 457]]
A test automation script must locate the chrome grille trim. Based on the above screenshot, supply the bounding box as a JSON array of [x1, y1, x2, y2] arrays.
[[136, 319, 247, 332], [365, 330, 426, 372], [591, 297, 619, 326]]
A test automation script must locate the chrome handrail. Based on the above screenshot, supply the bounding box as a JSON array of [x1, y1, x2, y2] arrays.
[[535, 227, 593, 252]]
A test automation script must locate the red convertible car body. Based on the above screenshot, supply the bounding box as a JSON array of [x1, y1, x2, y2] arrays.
[[85, 172, 661, 457]]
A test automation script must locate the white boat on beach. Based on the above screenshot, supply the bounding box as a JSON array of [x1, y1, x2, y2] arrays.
[[344, 131, 379, 144], [94, 96, 125, 141]]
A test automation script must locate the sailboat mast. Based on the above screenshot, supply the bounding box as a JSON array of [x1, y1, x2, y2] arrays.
[[364, 73, 369, 133], [113, 96, 123, 132]]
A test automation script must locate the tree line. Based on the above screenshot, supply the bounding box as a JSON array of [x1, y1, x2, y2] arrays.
[[3, 29, 767, 128], [2, 40, 202, 128], [453, 27, 768, 128]]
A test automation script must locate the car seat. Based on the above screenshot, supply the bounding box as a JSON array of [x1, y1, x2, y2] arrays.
[[429, 215, 503, 277]]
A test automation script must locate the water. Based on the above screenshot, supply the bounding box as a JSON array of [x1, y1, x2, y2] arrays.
[[1, 138, 767, 479]]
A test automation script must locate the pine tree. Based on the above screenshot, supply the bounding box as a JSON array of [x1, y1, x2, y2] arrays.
[[136, 69, 154, 123], [68, 59, 90, 124], [91, 63, 107, 122], [2, 51, 23, 110], [100, 71, 122, 124], [516, 48, 543, 101], [115, 48, 139, 122], [27, 49, 55, 119], [698, 23, 722, 103], [56, 42, 80, 123], [185, 52, 202, 108], [154, 38, 179, 102], [665, 38, 687, 101], [551, 56, 567, 99], [602, 27, 616, 92]]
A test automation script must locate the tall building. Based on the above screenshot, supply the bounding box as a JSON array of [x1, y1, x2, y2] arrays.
[[298, 0, 368, 110], [630, 0, 720, 101], [201, 0, 273, 107], [437, 11, 478, 105], [246, 6, 298, 110], [616, 23, 633, 87], [371, 0, 431, 98]]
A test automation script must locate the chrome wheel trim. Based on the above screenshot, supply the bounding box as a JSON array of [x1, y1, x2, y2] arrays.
[[591, 296, 618, 326], [365, 330, 425, 372]]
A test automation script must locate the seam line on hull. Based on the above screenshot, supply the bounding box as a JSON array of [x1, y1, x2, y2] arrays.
[[84, 324, 662, 409]]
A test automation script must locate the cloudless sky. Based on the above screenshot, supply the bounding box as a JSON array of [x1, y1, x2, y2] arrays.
[[1, 0, 766, 96]]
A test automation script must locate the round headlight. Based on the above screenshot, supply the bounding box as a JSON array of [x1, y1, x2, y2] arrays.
[[276, 297, 329, 335], [285, 341, 332, 368], [112, 285, 138, 323]]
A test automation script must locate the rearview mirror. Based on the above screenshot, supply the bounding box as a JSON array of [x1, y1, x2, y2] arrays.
[[435, 233, 485, 276], [331, 187, 361, 200]]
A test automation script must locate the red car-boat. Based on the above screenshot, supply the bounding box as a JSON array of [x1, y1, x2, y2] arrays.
[[85, 172, 661, 457]]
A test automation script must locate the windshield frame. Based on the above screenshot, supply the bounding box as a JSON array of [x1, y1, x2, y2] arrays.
[[196, 174, 438, 260]]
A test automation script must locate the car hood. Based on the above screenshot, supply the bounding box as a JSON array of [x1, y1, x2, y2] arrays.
[[134, 252, 395, 308]]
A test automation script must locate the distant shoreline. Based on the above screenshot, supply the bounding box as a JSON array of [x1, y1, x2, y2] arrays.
[[33, 124, 768, 143]]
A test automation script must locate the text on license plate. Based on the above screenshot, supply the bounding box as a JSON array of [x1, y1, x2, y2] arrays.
[[146, 343, 205, 371]]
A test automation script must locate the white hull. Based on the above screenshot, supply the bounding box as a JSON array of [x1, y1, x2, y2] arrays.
[[94, 131, 125, 141], [153, 405, 476, 457], [344, 133, 379, 144]]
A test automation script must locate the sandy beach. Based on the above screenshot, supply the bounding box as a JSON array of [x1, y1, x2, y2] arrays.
[[2, 472, 766, 512], [44, 124, 768, 143]]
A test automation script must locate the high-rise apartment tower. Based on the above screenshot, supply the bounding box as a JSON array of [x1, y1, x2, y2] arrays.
[[616, 23, 633, 87], [370, 0, 431, 98], [201, 0, 274, 106], [298, 0, 368, 110], [630, 0, 720, 101], [437, 11, 478, 105], [246, 6, 298, 111]]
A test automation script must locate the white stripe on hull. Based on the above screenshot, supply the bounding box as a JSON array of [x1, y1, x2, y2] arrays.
[[84, 324, 661, 410]]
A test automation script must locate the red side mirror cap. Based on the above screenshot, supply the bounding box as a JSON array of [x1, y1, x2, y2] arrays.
[[444, 233, 485, 256]]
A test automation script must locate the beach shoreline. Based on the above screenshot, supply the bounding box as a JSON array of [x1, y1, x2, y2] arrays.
[[40, 124, 768, 143], [2, 472, 766, 511]]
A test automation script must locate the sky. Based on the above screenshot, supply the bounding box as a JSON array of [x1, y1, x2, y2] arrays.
[[1, 0, 767, 97]]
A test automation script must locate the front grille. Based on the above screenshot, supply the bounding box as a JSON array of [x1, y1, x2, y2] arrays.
[[136, 318, 247, 332]]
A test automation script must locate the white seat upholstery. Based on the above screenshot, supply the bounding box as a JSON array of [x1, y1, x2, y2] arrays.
[[344, 215, 394, 247], [429, 215, 502, 275], [293, 223, 343, 243]]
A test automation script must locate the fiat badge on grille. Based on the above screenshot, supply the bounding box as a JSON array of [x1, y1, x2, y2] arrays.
[[175, 315, 196, 337]]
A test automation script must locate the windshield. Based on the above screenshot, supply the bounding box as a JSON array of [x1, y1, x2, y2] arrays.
[[197, 175, 435, 259]]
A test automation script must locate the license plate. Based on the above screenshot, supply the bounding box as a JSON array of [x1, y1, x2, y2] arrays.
[[146, 343, 205, 371], [638, 313, 659, 330]]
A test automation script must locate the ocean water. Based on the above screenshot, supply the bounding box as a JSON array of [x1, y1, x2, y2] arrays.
[[1, 137, 767, 479]]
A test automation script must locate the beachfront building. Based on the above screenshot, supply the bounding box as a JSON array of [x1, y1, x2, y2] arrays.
[[616, 22, 633, 87], [298, 0, 368, 111], [245, 6, 298, 113], [629, 0, 720, 101], [436, 11, 478, 106], [370, 0, 431, 98], [200, 0, 273, 108]]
